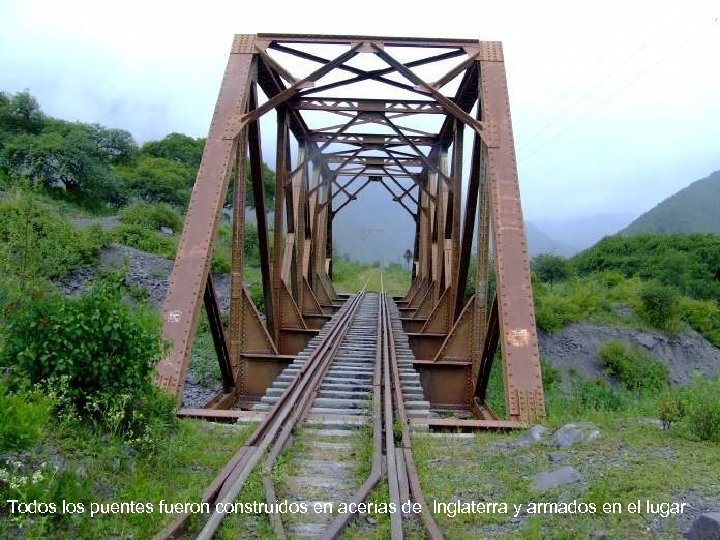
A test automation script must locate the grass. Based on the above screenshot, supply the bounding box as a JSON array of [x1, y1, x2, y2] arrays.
[[333, 260, 411, 295], [0, 419, 258, 538], [412, 413, 720, 539]]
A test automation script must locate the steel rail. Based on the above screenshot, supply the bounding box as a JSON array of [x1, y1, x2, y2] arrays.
[[154, 291, 365, 539], [382, 286, 444, 540], [195, 291, 366, 540], [259, 289, 376, 538]]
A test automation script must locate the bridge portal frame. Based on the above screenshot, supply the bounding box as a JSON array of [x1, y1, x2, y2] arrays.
[[155, 34, 545, 423]]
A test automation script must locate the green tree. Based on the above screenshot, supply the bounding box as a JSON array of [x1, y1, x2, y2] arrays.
[[116, 156, 195, 207], [2, 121, 122, 205], [0, 90, 45, 134], [532, 253, 572, 284], [141, 132, 204, 167], [88, 124, 138, 164]]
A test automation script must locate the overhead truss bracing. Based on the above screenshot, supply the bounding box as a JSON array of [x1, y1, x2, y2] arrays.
[[155, 33, 545, 423]]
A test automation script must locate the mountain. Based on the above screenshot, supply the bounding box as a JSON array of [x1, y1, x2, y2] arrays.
[[525, 222, 577, 257], [622, 169, 720, 235], [535, 213, 635, 253]]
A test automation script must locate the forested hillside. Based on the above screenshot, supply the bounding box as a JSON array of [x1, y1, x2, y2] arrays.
[[622, 169, 720, 235]]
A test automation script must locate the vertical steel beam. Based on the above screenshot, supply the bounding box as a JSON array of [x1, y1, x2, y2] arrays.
[[272, 108, 288, 344], [228, 129, 249, 379], [247, 84, 275, 338], [156, 44, 255, 397], [480, 52, 545, 423]]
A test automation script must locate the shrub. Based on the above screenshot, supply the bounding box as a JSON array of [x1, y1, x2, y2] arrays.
[[111, 223, 177, 259], [533, 278, 612, 333], [597, 340, 669, 394], [0, 381, 53, 451], [0, 192, 106, 281], [658, 377, 720, 442], [573, 379, 628, 412], [211, 250, 231, 274], [119, 201, 183, 232], [638, 281, 680, 331], [532, 254, 572, 284], [678, 297, 720, 347], [3, 273, 164, 412]]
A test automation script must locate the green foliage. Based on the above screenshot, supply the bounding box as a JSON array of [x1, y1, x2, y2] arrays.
[[658, 377, 720, 442], [115, 156, 194, 207], [573, 233, 720, 303], [111, 223, 177, 259], [3, 273, 164, 412], [571, 379, 629, 413], [533, 277, 613, 333], [141, 132, 204, 168], [1, 119, 126, 207], [243, 223, 260, 264], [211, 250, 231, 274], [331, 259, 411, 295], [0, 381, 53, 451], [119, 201, 183, 232], [532, 253, 572, 284], [244, 161, 276, 209], [638, 280, 680, 331], [0, 191, 107, 281], [0, 90, 45, 134], [678, 297, 720, 347], [597, 341, 669, 393]]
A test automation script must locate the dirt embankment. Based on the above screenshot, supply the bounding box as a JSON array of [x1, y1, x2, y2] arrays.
[[540, 323, 720, 385]]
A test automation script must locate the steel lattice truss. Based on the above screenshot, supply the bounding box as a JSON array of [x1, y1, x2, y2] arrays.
[[155, 34, 545, 423]]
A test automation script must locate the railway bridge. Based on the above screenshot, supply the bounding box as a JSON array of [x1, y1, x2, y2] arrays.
[[155, 33, 545, 427]]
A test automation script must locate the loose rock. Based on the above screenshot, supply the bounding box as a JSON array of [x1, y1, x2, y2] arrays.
[[515, 425, 547, 447], [552, 423, 600, 448], [531, 466, 582, 492], [686, 513, 720, 540]]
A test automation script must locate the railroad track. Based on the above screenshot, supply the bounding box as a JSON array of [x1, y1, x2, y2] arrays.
[[157, 284, 441, 539]]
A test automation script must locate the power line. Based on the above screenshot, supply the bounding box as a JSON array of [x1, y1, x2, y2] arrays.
[[517, 0, 700, 153], [518, 23, 713, 164]]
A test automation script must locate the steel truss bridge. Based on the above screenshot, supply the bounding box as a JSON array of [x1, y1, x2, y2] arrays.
[[155, 33, 545, 426]]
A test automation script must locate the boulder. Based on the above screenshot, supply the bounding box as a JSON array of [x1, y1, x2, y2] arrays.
[[515, 425, 548, 447], [552, 423, 600, 448], [686, 513, 720, 540], [531, 466, 582, 492]]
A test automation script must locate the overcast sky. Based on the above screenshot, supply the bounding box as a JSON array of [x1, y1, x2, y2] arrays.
[[1, 0, 718, 223]]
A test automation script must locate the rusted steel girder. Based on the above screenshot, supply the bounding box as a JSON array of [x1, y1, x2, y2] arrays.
[[156, 34, 544, 422]]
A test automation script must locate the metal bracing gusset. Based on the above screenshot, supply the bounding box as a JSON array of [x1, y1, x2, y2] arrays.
[[383, 169, 419, 206], [374, 115, 453, 186], [156, 48, 256, 398], [449, 119, 464, 294], [332, 178, 372, 216], [241, 44, 362, 127], [383, 151, 436, 203], [370, 45, 496, 147], [377, 178, 415, 218], [291, 96, 445, 115], [291, 145, 309, 312]]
